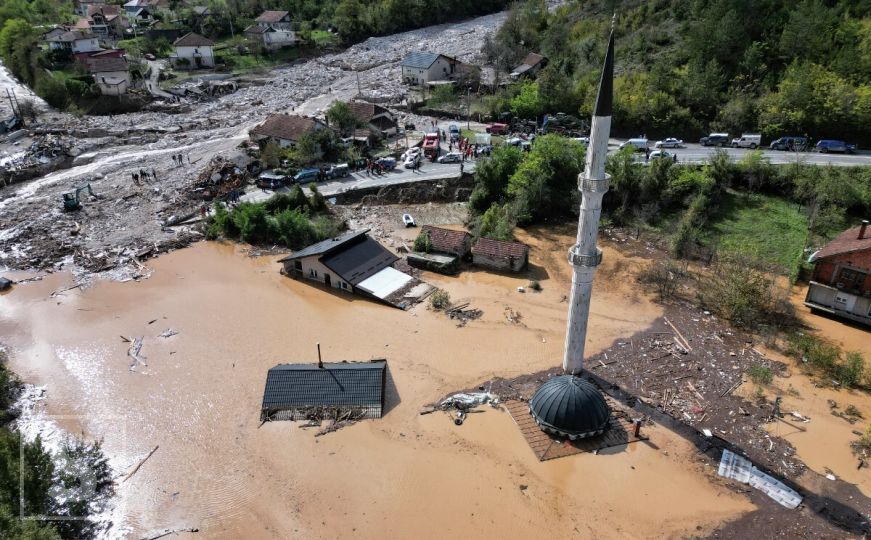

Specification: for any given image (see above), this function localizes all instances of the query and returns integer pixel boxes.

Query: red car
[486,123,508,135]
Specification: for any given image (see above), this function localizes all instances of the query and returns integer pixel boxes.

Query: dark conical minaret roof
[592,30,614,117]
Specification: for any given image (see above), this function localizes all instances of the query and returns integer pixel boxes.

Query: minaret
[563,29,614,375]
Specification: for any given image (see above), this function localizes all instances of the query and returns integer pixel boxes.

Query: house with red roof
[805,220,871,326]
[471,237,529,273]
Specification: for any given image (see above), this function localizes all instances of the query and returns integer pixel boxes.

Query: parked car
[293,168,320,184]
[815,139,856,153]
[654,137,683,148]
[449,124,460,141]
[699,133,730,147]
[401,147,421,161]
[403,214,416,227]
[769,136,808,151]
[437,152,463,163]
[648,150,674,160]
[731,134,761,149]
[257,171,286,189]
[403,154,421,169]
[619,138,649,152]
[326,164,350,179]
[573,136,590,145]
[486,123,509,135]
[376,157,397,170]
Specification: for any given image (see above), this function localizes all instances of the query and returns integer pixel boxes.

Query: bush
[636,259,683,301]
[473,203,515,241]
[308,182,327,212]
[430,290,451,310]
[528,280,542,291]
[747,364,774,385]
[413,230,433,253]
[786,333,867,388]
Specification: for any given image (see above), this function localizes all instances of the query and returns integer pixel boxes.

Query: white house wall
[284,256,352,292]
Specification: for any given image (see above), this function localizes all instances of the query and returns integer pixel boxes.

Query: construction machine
[62,184,96,211]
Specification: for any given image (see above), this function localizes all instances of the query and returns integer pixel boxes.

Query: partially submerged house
[420,226,472,258]
[472,237,529,273]
[172,32,215,69]
[347,101,398,138]
[260,359,386,422]
[87,56,131,96]
[245,10,297,49]
[804,220,871,326]
[400,52,461,85]
[250,113,326,148]
[511,52,548,79]
[278,229,426,307]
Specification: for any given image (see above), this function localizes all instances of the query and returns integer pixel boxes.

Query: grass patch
[702,190,808,273]
[747,364,774,385]
[311,30,339,48]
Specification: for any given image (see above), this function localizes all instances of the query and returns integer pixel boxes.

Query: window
[294,260,302,271]
[837,268,866,290]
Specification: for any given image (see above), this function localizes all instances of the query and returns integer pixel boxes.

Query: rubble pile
[186,156,247,201]
[0,135,73,187]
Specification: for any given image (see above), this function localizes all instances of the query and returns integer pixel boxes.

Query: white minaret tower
[563,29,615,375]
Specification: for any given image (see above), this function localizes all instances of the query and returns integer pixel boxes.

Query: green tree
[510,80,545,119]
[326,101,361,137]
[469,145,524,213]
[290,131,325,166]
[261,141,283,169]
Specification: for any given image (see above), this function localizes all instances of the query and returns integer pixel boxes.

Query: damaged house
[278,229,426,308]
[511,53,548,79]
[805,220,871,326]
[249,113,326,148]
[472,237,529,273]
[172,32,215,69]
[260,359,387,422]
[86,56,131,96]
[347,101,398,138]
[407,226,472,274]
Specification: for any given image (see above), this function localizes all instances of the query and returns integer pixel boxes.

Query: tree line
[482,0,871,145]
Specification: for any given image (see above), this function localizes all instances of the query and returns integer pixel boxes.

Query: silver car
[654,137,683,148]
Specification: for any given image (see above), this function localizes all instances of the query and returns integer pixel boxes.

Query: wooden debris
[123,445,159,483]
[664,317,693,352]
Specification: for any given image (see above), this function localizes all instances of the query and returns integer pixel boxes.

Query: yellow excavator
[62,184,96,211]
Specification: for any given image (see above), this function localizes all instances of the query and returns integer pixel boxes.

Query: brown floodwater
[0,238,753,538]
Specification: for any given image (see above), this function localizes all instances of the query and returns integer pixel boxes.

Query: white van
[731,134,762,149]
[619,138,649,152]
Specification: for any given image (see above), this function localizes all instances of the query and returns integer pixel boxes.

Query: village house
[471,237,530,273]
[87,56,131,96]
[278,229,421,307]
[400,52,462,85]
[804,220,871,326]
[420,226,472,258]
[245,10,297,50]
[511,52,548,79]
[74,0,103,17]
[260,359,387,422]
[250,114,326,148]
[347,101,398,138]
[172,32,215,69]
[76,5,128,40]
[46,30,101,55]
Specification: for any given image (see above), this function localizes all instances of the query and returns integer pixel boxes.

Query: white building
[47,31,101,54]
[172,32,215,69]
[244,10,297,49]
[87,57,131,96]
[400,52,461,85]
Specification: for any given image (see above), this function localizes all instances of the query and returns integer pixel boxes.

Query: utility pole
[356,71,362,98]
[466,86,471,130]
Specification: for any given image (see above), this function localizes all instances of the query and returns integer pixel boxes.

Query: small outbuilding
[261,359,386,422]
[511,52,548,79]
[420,225,472,258]
[472,237,529,273]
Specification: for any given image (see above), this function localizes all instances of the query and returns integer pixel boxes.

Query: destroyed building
[260,360,387,421]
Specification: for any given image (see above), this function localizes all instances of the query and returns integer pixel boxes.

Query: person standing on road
[460,162,464,175]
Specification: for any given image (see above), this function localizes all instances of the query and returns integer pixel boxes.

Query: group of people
[171,153,189,167]
[365,159,390,176]
[131,168,156,185]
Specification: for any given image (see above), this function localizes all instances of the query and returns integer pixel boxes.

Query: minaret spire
[562,27,615,375]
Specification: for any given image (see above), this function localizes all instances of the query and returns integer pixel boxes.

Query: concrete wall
[472,252,528,273]
[283,255,352,292]
[95,71,131,95]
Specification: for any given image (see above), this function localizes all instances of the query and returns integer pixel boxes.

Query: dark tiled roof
[348,101,388,121]
[277,229,369,262]
[87,56,128,73]
[400,51,443,69]
[521,52,545,67]
[255,10,289,23]
[472,237,529,260]
[261,360,386,411]
[321,236,398,285]
[421,225,471,255]
[88,4,121,16]
[814,224,871,260]
[250,114,321,143]
[173,32,214,47]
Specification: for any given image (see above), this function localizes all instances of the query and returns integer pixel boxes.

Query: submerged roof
[261,360,386,411]
[421,225,471,255]
[321,235,398,285]
[471,237,528,260]
[813,223,871,261]
[400,51,445,69]
[529,375,610,439]
[277,229,369,262]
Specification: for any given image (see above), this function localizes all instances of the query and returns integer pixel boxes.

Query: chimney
[860,220,869,240]
[317,342,323,369]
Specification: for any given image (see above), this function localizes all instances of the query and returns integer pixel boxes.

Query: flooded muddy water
[0,238,752,537]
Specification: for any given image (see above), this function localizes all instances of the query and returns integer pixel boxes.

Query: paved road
[647,141,871,167]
